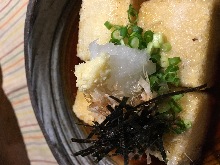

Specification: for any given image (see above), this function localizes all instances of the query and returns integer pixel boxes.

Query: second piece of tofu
[73,89,211,165]
[77,0,146,61]
[138,0,220,87]
[150,92,211,165]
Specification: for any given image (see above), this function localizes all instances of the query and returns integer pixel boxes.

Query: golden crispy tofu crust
[73,90,107,125]
[151,93,211,165]
[74,0,219,164]
[73,90,94,125]
[137,1,220,163]
[138,0,220,87]
[77,0,145,61]
[166,93,211,165]
[73,91,211,164]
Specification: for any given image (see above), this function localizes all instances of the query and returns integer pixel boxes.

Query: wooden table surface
[0,68,30,165]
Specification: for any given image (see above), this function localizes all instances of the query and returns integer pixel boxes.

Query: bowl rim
[24,1,114,165]
[24,1,78,164]
[24,0,62,163]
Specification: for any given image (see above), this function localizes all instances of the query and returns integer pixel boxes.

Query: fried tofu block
[75,53,110,92]
[73,90,93,125]
[137,1,218,163]
[73,90,107,125]
[73,90,211,164]
[74,1,217,164]
[150,93,211,164]
[138,0,220,87]
[77,0,146,61]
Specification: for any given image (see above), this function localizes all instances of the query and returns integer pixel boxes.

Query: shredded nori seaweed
[71,84,207,165]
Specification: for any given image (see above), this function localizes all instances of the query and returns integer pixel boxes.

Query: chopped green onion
[165,76,180,86]
[123,37,128,45]
[172,119,191,134]
[152,33,164,48]
[127,4,138,24]
[111,29,123,40]
[149,75,159,88]
[169,100,182,113]
[153,40,160,48]
[157,33,165,44]
[132,25,143,34]
[130,31,142,38]
[127,25,133,35]
[120,26,128,38]
[113,25,122,30]
[146,42,154,54]
[165,65,179,73]
[168,57,181,65]
[158,83,169,94]
[158,102,171,113]
[172,94,183,101]
[109,38,121,45]
[104,21,113,30]
[152,48,160,55]
[173,78,180,86]
[120,39,125,45]
[160,55,169,68]
[184,120,192,129]
[161,42,172,52]
[144,30,154,44]
[150,53,161,64]
[129,36,140,48]
[164,73,178,83]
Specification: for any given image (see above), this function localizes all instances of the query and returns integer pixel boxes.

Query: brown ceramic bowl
[24,0,220,165]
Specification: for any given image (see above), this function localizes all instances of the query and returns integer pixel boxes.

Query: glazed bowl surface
[24,1,220,165]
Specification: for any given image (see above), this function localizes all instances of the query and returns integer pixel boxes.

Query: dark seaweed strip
[71,138,96,143]
[87,121,100,139]
[106,105,114,113]
[75,123,93,127]
[99,103,125,127]
[92,141,117,161]
[93,144,115,162]
[72,84,207,164]
[87,105,124,139]
[135,84,207,109]
[109,95,121,103]
[74,145,98,156]
[155,136,167,162]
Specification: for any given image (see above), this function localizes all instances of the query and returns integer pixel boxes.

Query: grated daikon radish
[89,41,154,96]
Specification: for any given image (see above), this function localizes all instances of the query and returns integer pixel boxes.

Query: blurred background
[0,1,57,164]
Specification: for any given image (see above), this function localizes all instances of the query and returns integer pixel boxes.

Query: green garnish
[162,42,172,52]
[104,21,113,30]
[120,26,128,38]
[172,94,184,101]
[127,4,138,24]
[144,30,154,44]
[132,25,143,33]
[152,33,163,48]
[149,56,181,92]
[171,119,192,134]
[168,57,181,66]
[128,36,140,48]
[111,29,123,40]
[104,5,157,50]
